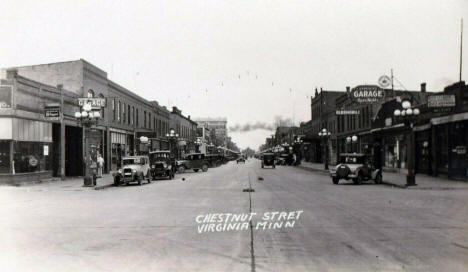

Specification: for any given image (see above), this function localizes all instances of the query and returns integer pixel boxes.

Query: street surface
[1,160,468,272]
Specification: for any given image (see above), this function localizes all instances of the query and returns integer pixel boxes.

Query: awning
[431,112,468,126]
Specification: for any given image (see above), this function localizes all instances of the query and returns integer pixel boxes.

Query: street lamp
[346,135,358,153]
[166,129,179,159]
[393,99,420,186]
[75,103,101,187]
[318,128,331,170]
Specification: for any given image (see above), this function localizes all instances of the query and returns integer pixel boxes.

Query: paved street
[1,160,468,272]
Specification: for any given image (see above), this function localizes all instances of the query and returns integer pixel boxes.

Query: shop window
[87,89,95,98]
[0,141,10,174]
[13,142,51,173]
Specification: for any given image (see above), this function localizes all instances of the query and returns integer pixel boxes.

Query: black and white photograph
[0,1,467,271]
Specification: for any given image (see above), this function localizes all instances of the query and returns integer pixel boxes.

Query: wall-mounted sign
[385,117,392,127]
[78,98,106,109]
[350,85,385,104]
[428,95,455,108]
[44,145,49,156]
[378,75,391,88]
[0,86,12,108]
[336,110,360,115]
[44,105,61,120]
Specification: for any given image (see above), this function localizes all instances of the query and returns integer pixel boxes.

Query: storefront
[431,114,468,180]
[0,118,53,182]
[110,130,128,171]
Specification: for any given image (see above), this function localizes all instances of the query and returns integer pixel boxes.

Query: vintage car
[329,153,382,185]
[149,150,175,180]
[113,156,151,186]
[176,153,209,173]
[205,154,223,167]
[236,155,246,164]
[261,152,276,168]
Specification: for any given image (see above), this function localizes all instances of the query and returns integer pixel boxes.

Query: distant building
[193,118,228,147]
[169,106,198,157]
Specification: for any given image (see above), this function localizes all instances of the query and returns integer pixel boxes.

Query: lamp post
[195,138,203,153]
[166,129,179,159]
[74,103,101,186]
[394,99,420,186]
[294,136,304,164]
[318,128,331,170]
[346,135,358,153]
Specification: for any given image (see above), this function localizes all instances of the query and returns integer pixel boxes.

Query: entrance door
[65,126,83,176]
[449,122,467,180]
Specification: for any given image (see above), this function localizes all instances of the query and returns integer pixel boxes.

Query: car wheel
[353,174,363,185]
[114,177,120,186]
[202,164,208,172]
[194,169,199,172]
[146,171,151,183]
[178,165,186,174]
[168,171,172,180]
[261,164,264,168]
[138,174,143,186]
[332,177,339,184]
[374,173,382,184]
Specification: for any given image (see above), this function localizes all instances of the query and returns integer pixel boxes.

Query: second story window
[87,89,94,98]
[117,101,121,122]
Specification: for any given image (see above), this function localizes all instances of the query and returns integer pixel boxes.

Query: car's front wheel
[202,164,208,172]
[374,173,382,184]
[114,176,120,186]
[178,165,186,174]
[332,177,339,184]
[194,169,199,172]
[138,173,143,186]
[353,173,363,185]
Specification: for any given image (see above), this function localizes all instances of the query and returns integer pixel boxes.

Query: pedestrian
[97,153,104,178]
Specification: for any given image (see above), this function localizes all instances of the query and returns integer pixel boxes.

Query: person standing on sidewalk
[97,153,104,178]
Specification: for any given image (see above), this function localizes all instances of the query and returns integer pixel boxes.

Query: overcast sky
[1,0,466,149]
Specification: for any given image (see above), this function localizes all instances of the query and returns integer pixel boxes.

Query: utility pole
[59,84,66,180]
[391,69,394,91]
[460,18,463,82]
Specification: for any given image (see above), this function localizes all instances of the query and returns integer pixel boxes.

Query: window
[0,141,10,174]
[13,142,51,173]
[87,89,94,98]
[131,106,134,125]
[127,105,130,124]
[112,99,115,121]
[99,94,105,119]
[149,113,152,129]
[123,103,126,124]
[136,109,139,126]
[117,101,121,122]
[144,111,147,128]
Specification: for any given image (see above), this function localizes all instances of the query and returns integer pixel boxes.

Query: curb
[295,165,329,174]
[94,183,115,190]
[381,181,407,189]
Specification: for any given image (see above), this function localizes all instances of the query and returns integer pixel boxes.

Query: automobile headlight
[132,169,137,173]
[151,165,155,169]
[118,169,122,174]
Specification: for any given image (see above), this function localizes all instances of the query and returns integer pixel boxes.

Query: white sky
[1,0,466,150]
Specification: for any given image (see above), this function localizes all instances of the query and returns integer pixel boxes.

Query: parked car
[176,153,209,173]
[261,153,276,168]
[148,150,175,180]
[329,153,382,185]
[113,156,151,186]
[205,154,223,167]
[236,155,246,164]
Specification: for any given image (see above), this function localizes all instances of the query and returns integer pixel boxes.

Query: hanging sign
[78,98,106,109]
[350,85,386,104]
[44,104,61,120]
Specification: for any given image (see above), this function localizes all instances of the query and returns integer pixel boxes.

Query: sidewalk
[6,174,115,190]
[296,161,468,190]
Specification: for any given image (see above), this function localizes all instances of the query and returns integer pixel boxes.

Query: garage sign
[350,85,386,104]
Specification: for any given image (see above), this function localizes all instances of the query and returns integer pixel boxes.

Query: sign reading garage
[350,85,386,104]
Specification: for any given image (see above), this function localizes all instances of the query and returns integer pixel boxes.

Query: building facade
[169,107,198,157]
[0,59,176,183]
